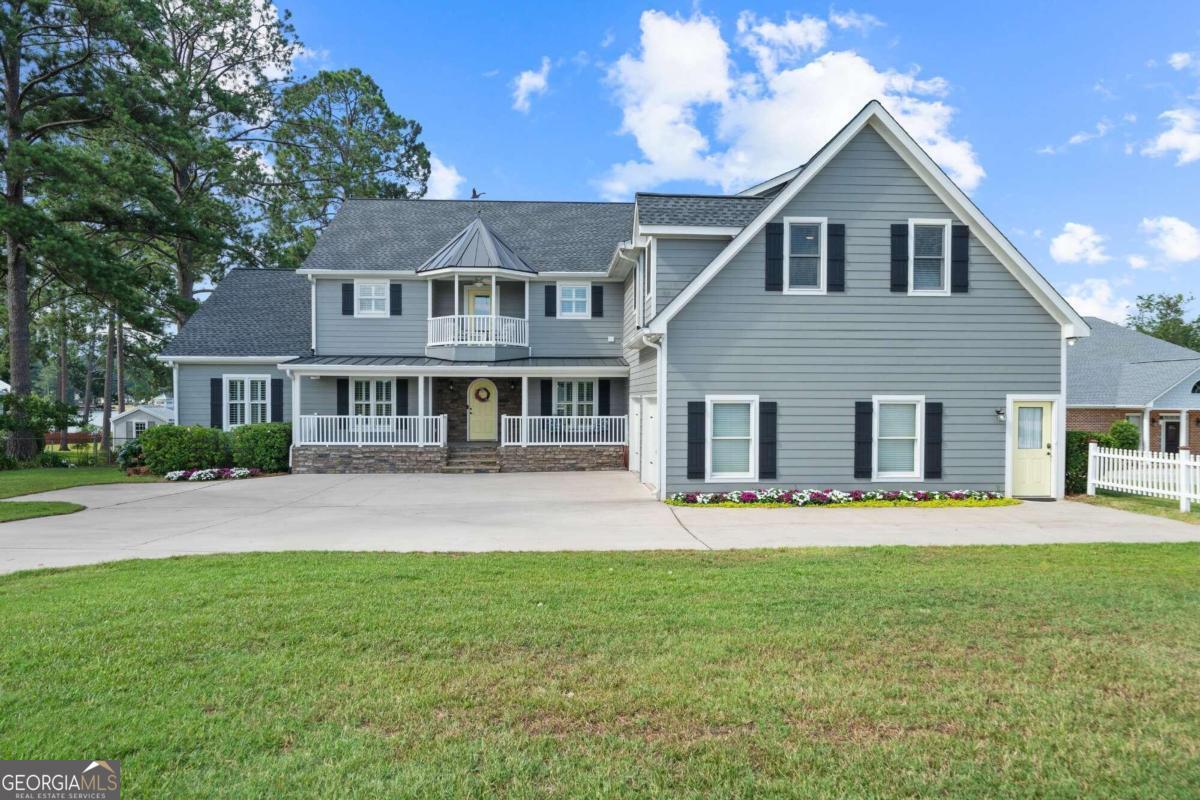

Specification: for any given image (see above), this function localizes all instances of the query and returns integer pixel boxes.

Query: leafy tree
[1126,293,1200,351]
[264,68,430,267]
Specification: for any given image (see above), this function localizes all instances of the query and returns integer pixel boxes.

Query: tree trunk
[116,318,126,412]
[174,240,195,325]
[58,305,70,450]
[4,42,33,459]
[81,327,96,431]
[100,313,115,455]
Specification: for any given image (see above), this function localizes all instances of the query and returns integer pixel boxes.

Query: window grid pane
[712,403,751,437]
[1017,407,1043,450]
[877,439,915,473]
[711,439,751,474]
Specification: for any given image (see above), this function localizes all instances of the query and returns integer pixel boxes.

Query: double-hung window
[225,376,269,430]
[706,395,758,482]
[558,282,590,319]
[133,421,148,438]
[909,219,951,295]
[873,396,924,480]
[355,281,388,317]
[783,217,826,293]
[353,379,394,416]
[554,380,595,417]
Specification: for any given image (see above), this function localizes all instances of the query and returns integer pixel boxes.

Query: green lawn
[0,500,82,522]
[0,466,157,500]
[1072,490,1200,525]
[2,546,1198,798]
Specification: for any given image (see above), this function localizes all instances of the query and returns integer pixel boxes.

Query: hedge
[1064,419,1143,495]
[231,423,291,473]
[140,425,232,475]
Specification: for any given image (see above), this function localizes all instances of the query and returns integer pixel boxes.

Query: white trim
[297,268,614,279]
[110,405,173,424]
[221,374,272,431]
[553,379,598,417]
[171,363,179,424]
[308,275,317,354]
[736,167,802,198]
[279,363,629,378]
[871,395,924,481]
[907,218,952,296]
[157,356,294,364]
[638,225,741,237]
[298,269,413,278]
[350,377,396,417]
[646,238,657,321]
[782,216,827,295]
[705,394,759,483]
[556,281,591,319]
[1003,393,1062,499]
[647,101,1090,338]
[353,279,389,318]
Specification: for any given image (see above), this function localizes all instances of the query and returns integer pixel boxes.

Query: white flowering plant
[667,488,1006,507]
[164,467,258,482]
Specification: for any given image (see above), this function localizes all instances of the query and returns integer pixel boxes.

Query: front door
[465,286,491,316]
[467,378,498,441]
[1012,401,1053,497]
[1164,420,1181,453]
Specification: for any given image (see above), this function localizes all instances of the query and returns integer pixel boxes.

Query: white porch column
[427,278,433,320]
[290,371,301,441]
[524,279,529,321]
[453,274,459,316]
[1182,411,1190,449]
[417,373,426,447]
[491,274,498,345]
[521,376,529,447]
[1142,408,1152,451]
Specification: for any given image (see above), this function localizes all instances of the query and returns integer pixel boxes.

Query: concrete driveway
[1,471,1197,573]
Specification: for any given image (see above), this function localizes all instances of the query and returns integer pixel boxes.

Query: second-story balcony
[427,314,528,347]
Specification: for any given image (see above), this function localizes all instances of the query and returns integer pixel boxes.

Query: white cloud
[600,30,615,48]
[1142,108,1200,164]
[1127,254,1149,269]
[1168,51,1194,70]
[1140,216,1200,262]
[1039,119,1115,155]
[829,9,883,33]
[426,156,465,199]
[600,10,983,199]
[1049,223,1110,264]
[512,56,551,113]
[1065,278,1133,322]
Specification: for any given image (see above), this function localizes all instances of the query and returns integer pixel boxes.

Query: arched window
[1193,380,1200,394]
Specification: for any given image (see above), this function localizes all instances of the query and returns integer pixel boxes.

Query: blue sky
[285,0,1200,321]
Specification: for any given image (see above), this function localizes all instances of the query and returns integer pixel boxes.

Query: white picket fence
[1087,443,1199,512]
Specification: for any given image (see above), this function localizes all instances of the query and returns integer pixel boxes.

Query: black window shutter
[336,378,349,416]
[765,222,783,291]
[341,283,354,315]
[591,284,604,317]
[540,379,553,415]
[544,285,556,317]
[270,379,283,422]
[951,226,969,293]
[396,378,409,415]
[759,401,778,480]
[925,402,943,479]
[598,379,611,415]
[854,401,873,479]
[827,223,846,292]
[687,401,705,479]
[209,378,222,428]
[390,283,403,315]
[890,224,908,293]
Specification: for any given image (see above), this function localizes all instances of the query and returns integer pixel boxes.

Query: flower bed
[164,467,260,482]
[667,488,1014,508]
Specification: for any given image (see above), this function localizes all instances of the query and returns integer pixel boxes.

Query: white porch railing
[501,415,627,446]
[297,415,447,446]
[427,315,528,347]
[1087,443,1199,512]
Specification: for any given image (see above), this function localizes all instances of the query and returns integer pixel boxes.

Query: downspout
[640,330,666,500]
[308,275,317,355]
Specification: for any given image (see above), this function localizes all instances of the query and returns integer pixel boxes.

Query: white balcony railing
[297,415,447,446]
[501,415,627,446]
[428,315,527,347]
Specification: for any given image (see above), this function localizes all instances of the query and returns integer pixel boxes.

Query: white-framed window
[224,375,270,430]
[554,380,595,416]
[783,216,827,294]
[557,282,591,319]
[352,379,394,416]
[873,395,924,480]
[706,395,758,482]
[355,280,389,317]
[133,421,147,438]
[908,219,951,295]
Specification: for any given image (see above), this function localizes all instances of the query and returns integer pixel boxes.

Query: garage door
[640,396,658,488]
[629,401,641,474]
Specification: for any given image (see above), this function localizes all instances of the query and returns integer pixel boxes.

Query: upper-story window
[784,217,827,294]
[909,219,951,295]
[355,280,388,317]
[558,282,590,319]
[1192,381,1200,394]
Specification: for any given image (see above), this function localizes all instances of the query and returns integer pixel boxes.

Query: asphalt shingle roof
[162,269,310,357]
[285,356,627,368]
[304,199,634,273]
[635,193,769,227]
[1067,316,1200,405]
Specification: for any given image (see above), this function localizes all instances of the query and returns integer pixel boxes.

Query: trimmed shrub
[140,425,232,475]
[1065,419,1144,494]
[1108,419,1140,450]
[116,438,145,470]
[0,454,17,471]
[231,423,291,473]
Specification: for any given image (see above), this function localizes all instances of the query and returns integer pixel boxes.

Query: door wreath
[473,386,492,403]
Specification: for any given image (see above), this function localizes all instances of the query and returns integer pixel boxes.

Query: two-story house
[161,101,1089,499]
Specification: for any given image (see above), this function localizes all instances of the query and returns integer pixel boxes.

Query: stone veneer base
[292,445,448,474]
[497,445,626,473]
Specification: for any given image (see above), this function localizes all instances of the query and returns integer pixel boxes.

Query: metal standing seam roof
[1067,316,1200,406]
[417,216,536,273]
[284,355,628,369]
[161,269,311,357]
[634,193,769,227]
[303,198,634,273]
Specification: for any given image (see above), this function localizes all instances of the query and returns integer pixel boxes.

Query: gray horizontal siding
[315,278,428,355]
[654,237,726,314]
[177,363,293,427]
[299,375,421,415]
[528,280,623,357]
[664,125,1061,493]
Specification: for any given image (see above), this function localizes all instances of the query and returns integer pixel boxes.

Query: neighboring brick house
[1066,317,1200,452]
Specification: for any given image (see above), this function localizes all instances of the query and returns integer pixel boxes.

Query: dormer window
[355,280,388,317]
[909,219,951,295]
[1192,381,1200,394]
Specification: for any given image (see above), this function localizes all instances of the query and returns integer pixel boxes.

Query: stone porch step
[442,443,500,474]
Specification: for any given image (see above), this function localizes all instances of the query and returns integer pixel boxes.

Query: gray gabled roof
[1067,316,1200,406]
[162,269,310,357]
[303,199,634,273]
[635,193,769,227]
[417,216,535,273]
[285,355,626,368]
